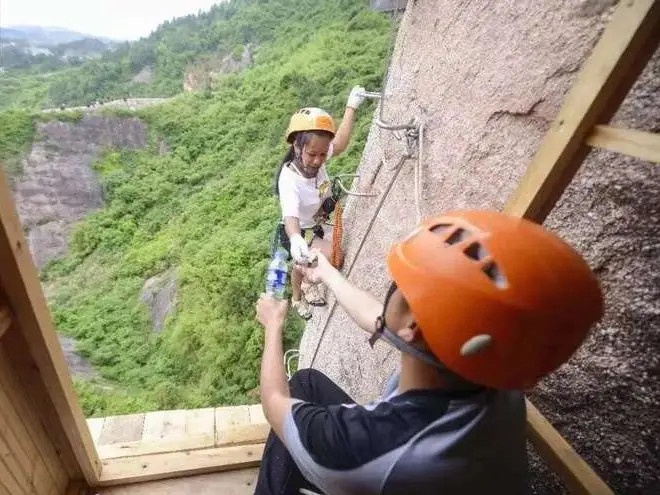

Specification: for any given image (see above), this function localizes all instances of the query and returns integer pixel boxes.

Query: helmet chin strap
[290,152,318,180]
[370,283,483,390]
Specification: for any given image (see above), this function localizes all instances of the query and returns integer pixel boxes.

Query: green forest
[0,0,392,415]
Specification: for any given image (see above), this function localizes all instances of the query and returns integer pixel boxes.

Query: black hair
[273,130,334,195]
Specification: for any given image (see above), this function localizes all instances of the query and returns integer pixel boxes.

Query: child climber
[274,86,366,319]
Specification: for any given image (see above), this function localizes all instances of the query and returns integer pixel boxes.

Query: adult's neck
[397,352,447,393]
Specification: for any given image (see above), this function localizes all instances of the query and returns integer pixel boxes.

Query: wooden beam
[96,434,216,460]
[587,125,660,163]
[95,469,259,495]
[504,0,660,222]
[0,305,10,340]
[96,444,264,487]
[0,168,102,483]
[526,400,614,495]
[66,480,92,495]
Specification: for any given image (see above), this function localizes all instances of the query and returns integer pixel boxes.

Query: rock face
[58,334,98,380]
[183,45,254,92]
[370,0,407,12]
[299,1,658,493]
[13,115,148,268]
[140,269,178,333]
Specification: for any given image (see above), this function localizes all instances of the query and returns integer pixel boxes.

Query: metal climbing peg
[358,90,382,99]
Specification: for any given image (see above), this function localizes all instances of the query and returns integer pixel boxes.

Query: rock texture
[183,45,254,92]
[58,334,98,380]
[13,115,148,268]
[299,1,659,493]
[140,269,178,333]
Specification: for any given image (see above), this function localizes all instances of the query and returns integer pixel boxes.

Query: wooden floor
[85,405,269,490]
[95,469,259,495]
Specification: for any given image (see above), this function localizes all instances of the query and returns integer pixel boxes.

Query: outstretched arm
[331,86,365,156]
[300,252,382,333]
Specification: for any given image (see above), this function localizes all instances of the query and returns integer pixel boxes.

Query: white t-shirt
[278,148,333,228]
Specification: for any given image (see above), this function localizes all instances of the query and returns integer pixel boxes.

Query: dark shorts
[272,222,325,259]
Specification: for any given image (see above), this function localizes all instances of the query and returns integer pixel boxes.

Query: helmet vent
[482,261,508,289]
[430,223,451,235]
[444,227,470,245]
[464,242,489,261]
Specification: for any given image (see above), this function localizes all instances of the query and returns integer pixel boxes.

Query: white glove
[346,86,366,109]
[290,234,310,264]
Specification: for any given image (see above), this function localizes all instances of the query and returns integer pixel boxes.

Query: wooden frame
[505,0,660,222]
[586,125,660,163]
[0,0,657,493]
[0,169,102,486]
[504,1,659,493]
[0,304,10,340]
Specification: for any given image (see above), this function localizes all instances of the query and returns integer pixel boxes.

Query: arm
[331,107,357,156]
[302,253,382,333]
[284,216,302,239]
[331,86,366,156]
[257,295,296,439]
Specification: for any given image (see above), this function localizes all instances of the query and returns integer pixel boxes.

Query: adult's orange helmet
[285,107,336,143]
[387,210,604,390]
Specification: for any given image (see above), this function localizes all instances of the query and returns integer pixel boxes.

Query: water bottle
[266,248,288,299]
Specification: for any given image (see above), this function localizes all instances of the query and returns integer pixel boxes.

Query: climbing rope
[330,201,344,269]
[310,152,413,367]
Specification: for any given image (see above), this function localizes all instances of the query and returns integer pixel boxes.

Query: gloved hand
[290,234,310,264]
[346,86,366,109]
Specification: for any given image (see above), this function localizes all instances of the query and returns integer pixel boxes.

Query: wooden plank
[86,418,105,445]
[97,414,145,446]
[96,434,216,460]
[0,305,11,340]
[96,444,264,486]
[247,405,267,426]
[215,406,250,429]
[217,424,270,448]
[96,424,268,460]
[0,346,68,494]
[141,408,215,442]
[0,169,101,482]
[0,400,55,495]
[587,125,660,163]
[0,433,29,495]
[504,0,660,222]
[96,469,258,495]
[65,480,90,495]
[526,400,613,495]
[0,332,80,487]
[184,408,216,438]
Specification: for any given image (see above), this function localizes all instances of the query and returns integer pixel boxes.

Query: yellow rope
[330,201,344,269]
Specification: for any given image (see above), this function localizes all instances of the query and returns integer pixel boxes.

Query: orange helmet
[285,107,336,143]
[387,210,604,390]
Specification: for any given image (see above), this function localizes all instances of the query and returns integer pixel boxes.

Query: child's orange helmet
[388,210,604,389]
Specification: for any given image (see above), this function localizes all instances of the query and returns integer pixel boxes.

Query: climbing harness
[283,349,300,379]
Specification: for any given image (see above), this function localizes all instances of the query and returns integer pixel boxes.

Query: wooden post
[0,167,102,484]
[526,401,614,495]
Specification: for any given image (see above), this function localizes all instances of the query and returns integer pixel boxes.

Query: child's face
[295,134,331,177]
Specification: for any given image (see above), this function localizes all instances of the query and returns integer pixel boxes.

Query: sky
[0,0,224,40]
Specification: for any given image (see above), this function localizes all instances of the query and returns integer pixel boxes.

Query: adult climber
[254,210,604,495]
[274,86,367,320]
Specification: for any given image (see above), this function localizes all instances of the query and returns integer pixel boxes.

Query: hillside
[1,0,391,111]
[0,26,116,72]
[1,0,393,416]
